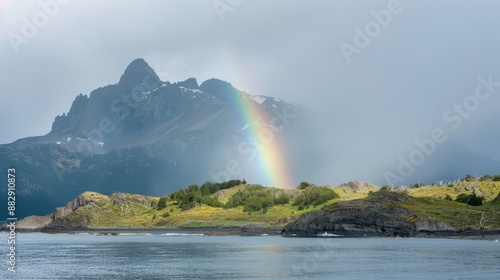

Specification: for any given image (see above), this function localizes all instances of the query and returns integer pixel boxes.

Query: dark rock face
[282,192,456,237]
[117,58,162,93]
[414,220,456,231]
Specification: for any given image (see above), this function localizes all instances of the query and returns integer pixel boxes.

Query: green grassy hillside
[50,178,500,230]
[400,180,500,229]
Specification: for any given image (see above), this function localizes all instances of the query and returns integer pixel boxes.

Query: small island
[7,176,500,239]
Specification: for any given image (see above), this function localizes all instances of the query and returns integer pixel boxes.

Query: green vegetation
[401,195,500,230]
[168,181,245,210]
[48,175,500,230]
[53,180,340,228]
[199,179,246,195]
[293,186,339,207]
[298,181,314,189]
[479,174,500,182]
[408,180,500,202]
[463,174,500,182]
[226,185,290,213]
[455,192,485,206]
[157,196,168,210]
[463,174,477,182]
[380,185,392,192]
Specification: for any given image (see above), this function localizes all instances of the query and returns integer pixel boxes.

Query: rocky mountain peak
[0,58,309,218]
[176,77,199,89]
[51,93,89,132]
[117,58,162,91]
[200,78,242,101]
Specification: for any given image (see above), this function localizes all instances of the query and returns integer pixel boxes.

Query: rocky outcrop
[12,192,158,230]
[414,220,456,231]
[282,191,456,237]
[52,192,100,220]
[11,215,52,230]
[240,224,281,236]
[10,192,103,230]
[110,193,157,208]
[340,181,377,192]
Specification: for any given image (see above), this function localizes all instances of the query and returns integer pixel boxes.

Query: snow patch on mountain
[251,95,267,104]
[179,86,204,94]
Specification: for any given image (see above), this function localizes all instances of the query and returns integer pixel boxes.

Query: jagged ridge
[0,59,307,219]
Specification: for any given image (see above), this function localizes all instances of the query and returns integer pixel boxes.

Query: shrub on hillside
[380,185,392,192]
[298,181,314,189]
[171,188,204,210]
[479,175,494,181]
[411,183,423,189]
[293,186,339,207]
[226,185,269,208]
[225,185,291,212]
[478,174,500,181]
[166,180,248,211]
[169,183,225,211]
[462,174,477,182]
[157,196,168,210]
[200,179,246,195]
[455,192,485,206]
[273,192,291,205]
[242,196,273,213]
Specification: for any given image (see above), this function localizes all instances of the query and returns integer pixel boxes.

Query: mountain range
[0,59,315,218]
[2,58,500,219]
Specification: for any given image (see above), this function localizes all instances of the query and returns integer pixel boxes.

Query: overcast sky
[1,0,500,185]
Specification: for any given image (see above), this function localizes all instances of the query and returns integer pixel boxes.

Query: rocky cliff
[282,191,456,237]
[12,191,158,230]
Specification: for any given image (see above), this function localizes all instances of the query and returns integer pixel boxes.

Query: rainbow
[228,88,296,189]
[207,46,295,189]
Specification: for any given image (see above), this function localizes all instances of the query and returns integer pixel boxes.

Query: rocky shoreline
[281,229,500,240]
[4,223,281,236]
[3,186,499,240]
[280,191,500,240]
[4,225,499,240]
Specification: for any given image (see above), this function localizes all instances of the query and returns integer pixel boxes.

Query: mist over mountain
[1,59,499,219]
[0,59,319,218]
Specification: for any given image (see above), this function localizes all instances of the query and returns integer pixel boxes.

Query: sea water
[1,233,499,279]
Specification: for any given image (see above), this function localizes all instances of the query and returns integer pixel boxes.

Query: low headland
[4,177,500,240]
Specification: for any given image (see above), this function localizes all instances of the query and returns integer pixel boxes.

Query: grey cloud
[1,0,500,185]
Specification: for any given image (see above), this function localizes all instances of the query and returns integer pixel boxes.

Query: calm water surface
[1,233,499,279]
